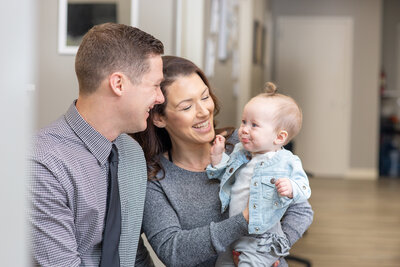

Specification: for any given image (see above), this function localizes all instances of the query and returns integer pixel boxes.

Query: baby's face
[238,98,279,154]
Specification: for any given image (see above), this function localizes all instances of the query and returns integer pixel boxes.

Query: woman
[133,56,313,266]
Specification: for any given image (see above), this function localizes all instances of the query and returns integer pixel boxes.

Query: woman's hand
[242,202,249,223]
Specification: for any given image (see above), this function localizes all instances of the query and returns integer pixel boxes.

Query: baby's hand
[210,135,226,166]
[275,178,293,198]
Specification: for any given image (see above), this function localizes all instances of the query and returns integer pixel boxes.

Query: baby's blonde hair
[254,82,303,144]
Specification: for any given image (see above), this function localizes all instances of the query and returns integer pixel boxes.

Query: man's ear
[274,130,288,145]
[109,72,124,96]
[153,113,167,128]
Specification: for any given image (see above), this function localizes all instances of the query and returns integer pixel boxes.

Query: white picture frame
[58,0,139,55]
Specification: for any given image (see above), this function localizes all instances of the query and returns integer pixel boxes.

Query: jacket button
[229,168,234,173]
[274,202,278,206]
[255,227,259,232]
[260,162,264,166]
[253,204,257,209]
[303,185,307,190]
[270,178,276,184]
[254,182,258,186]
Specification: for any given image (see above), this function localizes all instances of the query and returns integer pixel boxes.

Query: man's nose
[155,87,164,104]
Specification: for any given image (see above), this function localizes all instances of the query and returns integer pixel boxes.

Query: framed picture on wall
[58,0,139,55]
[252,20,265,65]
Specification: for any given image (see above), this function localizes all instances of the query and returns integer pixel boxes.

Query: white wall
[271,0,381,178]
[36,0,177,130]
[0,0,37,265]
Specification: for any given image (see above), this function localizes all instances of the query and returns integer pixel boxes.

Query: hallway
[289,178,400,266]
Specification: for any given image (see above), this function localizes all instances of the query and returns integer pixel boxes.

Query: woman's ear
[153,113,167,128]
[109,72,124,96]
[274,130,288,145]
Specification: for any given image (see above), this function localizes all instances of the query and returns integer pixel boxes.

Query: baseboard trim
[345,168,378,180]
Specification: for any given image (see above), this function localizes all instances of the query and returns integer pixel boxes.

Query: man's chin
[131,122,147,134]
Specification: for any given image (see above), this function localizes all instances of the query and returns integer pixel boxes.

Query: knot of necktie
[109,144,119,164]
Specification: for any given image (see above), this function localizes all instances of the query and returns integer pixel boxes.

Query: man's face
[122,55,164,133]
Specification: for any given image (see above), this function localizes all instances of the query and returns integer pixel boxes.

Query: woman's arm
[281,200,313,247]
[142,180,248,267]
[277,200,314,267]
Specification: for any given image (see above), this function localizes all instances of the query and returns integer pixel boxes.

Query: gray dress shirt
[29,101,147,266]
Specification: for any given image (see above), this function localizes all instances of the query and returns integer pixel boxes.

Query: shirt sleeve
[142,180,248,267]
[206,152,230,180]
[29,159,81,267]
[289,156,312,203]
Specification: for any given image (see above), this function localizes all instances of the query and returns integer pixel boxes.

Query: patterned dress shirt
[29,101,147,266]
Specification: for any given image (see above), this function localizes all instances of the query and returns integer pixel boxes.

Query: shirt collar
[65,100,112,166]
[251,149,279,162]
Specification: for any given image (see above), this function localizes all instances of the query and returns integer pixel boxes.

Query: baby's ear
[274,130,288,145]
[153,113,166,128]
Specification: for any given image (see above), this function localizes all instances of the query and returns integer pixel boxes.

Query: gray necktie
[100,144,121,267]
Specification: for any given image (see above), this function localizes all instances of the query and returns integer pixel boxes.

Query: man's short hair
[75,23,164,94]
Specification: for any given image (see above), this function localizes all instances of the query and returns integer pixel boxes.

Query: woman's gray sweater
[136,153,313,267]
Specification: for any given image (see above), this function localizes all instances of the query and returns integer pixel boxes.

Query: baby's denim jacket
[207,143,311,234]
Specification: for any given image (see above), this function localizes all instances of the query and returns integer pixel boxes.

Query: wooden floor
[147,177,400,266]
[288,177,400,267]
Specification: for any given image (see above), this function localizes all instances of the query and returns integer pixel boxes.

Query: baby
[207,82,311,266]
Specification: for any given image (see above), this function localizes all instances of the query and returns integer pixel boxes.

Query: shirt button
[229,168,234,173]
[303,186,307,190]
[270,178,276,184]
[254,182,258,186]
[253,204,257,209]
[274,202,278,206]
[260,162,264,166]
[255,227,259,232]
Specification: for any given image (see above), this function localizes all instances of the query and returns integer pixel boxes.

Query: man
[29,23,164,266]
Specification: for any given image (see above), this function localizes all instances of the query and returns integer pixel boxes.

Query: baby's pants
[215,223,289,267]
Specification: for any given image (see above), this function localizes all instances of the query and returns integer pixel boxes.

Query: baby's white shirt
[229,150,277,217]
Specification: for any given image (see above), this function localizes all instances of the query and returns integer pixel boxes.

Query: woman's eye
[202,95,210,100]
[182,105,191,111]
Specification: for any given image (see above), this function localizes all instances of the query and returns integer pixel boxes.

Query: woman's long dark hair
[131,56,233,179]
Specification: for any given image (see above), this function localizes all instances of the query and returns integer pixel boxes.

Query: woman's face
[156,73,215,147]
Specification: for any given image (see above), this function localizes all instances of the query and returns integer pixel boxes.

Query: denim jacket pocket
[260,176,278,200]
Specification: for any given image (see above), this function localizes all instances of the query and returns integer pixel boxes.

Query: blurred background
[2,0,399,266]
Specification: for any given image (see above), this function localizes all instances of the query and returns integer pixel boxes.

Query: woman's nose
[197,103,210,117]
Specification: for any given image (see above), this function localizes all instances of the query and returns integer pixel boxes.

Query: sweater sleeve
[276,200,313,267]
[281,200,314,247]
[142,180,248,267]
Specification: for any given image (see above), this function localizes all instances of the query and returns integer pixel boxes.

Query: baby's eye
[251,123,258,127]
[241,120,246,125]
